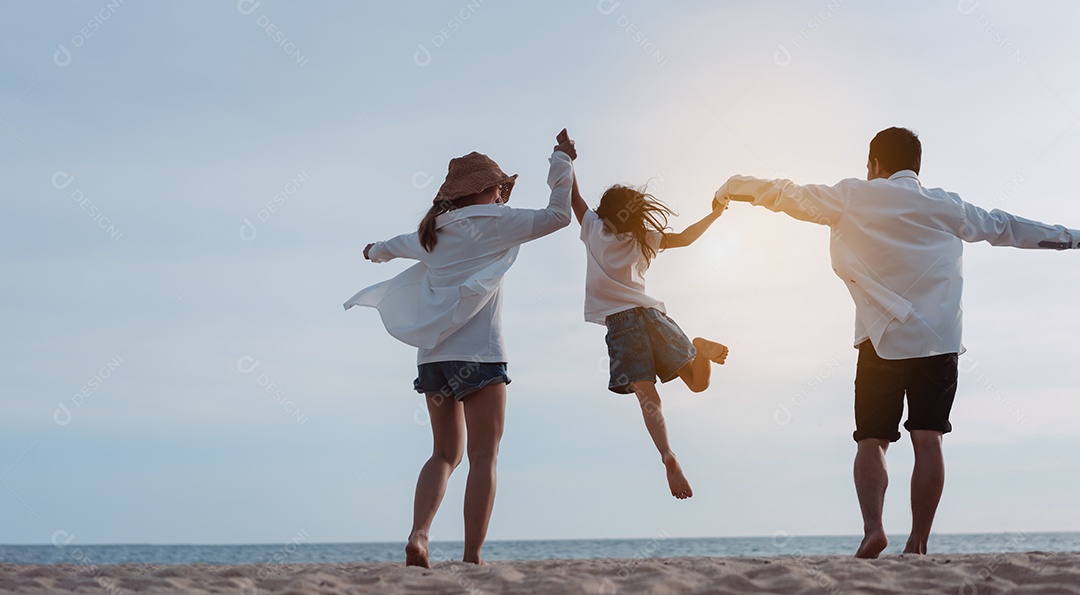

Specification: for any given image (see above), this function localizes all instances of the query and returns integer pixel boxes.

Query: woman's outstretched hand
[363,243,374,260]
[554,128,577,160]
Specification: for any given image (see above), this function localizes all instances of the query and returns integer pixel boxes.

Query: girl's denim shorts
[604,307,696,394]
[414,361,511,401]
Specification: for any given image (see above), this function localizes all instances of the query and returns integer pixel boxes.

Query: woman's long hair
[418,199,457,252]
[419,185,507,251]
[595,185,674,265]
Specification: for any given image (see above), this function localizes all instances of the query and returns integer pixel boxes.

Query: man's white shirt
[720,171,1079,360]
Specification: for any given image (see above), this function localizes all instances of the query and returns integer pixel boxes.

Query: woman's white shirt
[345,151,574,364]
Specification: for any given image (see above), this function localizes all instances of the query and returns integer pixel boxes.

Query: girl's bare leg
[461,383,507,565]
[631,380,692,499]
[678,337,729,393]
[406,393,465,568]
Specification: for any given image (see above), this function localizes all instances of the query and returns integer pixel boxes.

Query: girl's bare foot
[663,453,693,499]
[406,531,430,568]
[693,337,728,364]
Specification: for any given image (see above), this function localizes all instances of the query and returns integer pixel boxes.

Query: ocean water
[1,533,1076,566]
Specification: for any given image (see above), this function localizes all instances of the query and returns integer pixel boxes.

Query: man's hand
[363,243,374,260]
[714,178,753,209]
[554,128,577,160]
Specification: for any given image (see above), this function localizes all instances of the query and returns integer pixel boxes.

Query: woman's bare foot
[693,337,729,364]
[406,531,431,568]
[854,529,888,559]
[663,453,693,499]
[462,555,486,565]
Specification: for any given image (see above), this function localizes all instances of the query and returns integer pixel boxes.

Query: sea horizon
[3,531,1074,566]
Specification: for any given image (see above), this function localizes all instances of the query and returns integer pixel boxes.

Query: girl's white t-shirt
[579,209,666,325]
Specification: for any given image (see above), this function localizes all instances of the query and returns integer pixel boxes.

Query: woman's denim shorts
[604,307,696,394]
[414,361,511,401]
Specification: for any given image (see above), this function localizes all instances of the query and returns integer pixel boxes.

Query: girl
[572,175,729,499]
[344,131,577,566]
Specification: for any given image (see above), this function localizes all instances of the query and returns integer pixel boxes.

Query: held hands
[712,177,752,211]
[712,183,732,213]
[711,193,730,215]
[554,128,577,161]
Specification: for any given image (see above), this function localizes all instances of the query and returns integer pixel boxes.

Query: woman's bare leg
[632,380,692,499]
[406,393,465,568]
[461,383,507,565]
[678,337,729,393]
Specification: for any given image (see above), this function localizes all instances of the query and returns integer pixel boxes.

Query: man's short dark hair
[869,127,921,175]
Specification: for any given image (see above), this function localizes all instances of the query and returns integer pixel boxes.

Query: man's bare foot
[462,555,485,565]
[663,453,693,499]
[854,529,888,559]
[405,531,430,568]
[693,337,729,364]
[903,536,928,556]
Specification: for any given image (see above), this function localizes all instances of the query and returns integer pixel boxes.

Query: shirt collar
[435,203,508,229]
[888,170,920,182]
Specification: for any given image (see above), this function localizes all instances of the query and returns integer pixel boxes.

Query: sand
[2,552,1079,594]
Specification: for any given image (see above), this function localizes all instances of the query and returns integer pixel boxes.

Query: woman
[344,131,577,566]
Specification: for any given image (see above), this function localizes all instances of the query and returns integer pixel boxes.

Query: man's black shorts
[853,341,959,442]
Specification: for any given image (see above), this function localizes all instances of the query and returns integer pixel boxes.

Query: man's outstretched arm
[956,200,1080,249]
[717,175,848,227]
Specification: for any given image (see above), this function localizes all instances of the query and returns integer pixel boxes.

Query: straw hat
[434,152,518,204]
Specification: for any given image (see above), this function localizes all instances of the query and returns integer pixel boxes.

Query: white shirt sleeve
[495,151,574,247]
[368,232,426,263]
[954,198,1080,248]
[647,230,663,252]
[722,175,848,227]
[579,208,601,242]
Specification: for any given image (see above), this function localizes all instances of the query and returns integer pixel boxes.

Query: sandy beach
[3,552,1079,594]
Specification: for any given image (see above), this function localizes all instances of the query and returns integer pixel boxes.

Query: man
[715,127,1079,558]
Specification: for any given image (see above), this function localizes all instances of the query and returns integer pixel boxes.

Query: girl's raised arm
[557,128,588,225]
[571,172,588,225]
[660,200,727,249]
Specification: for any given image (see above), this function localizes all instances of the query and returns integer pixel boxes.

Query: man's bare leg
[904,430,945,555]
[854,438,890,558]
[632,381,692,499]
[677,338,729,393]
[407,394,465,568]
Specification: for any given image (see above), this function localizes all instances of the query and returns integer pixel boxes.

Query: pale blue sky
[3,1,1080,547]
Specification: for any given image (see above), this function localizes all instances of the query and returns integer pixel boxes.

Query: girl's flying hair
[595,185,674,265]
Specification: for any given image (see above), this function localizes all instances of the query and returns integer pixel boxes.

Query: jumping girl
[571,163,729,500]
[344,131,577,566]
